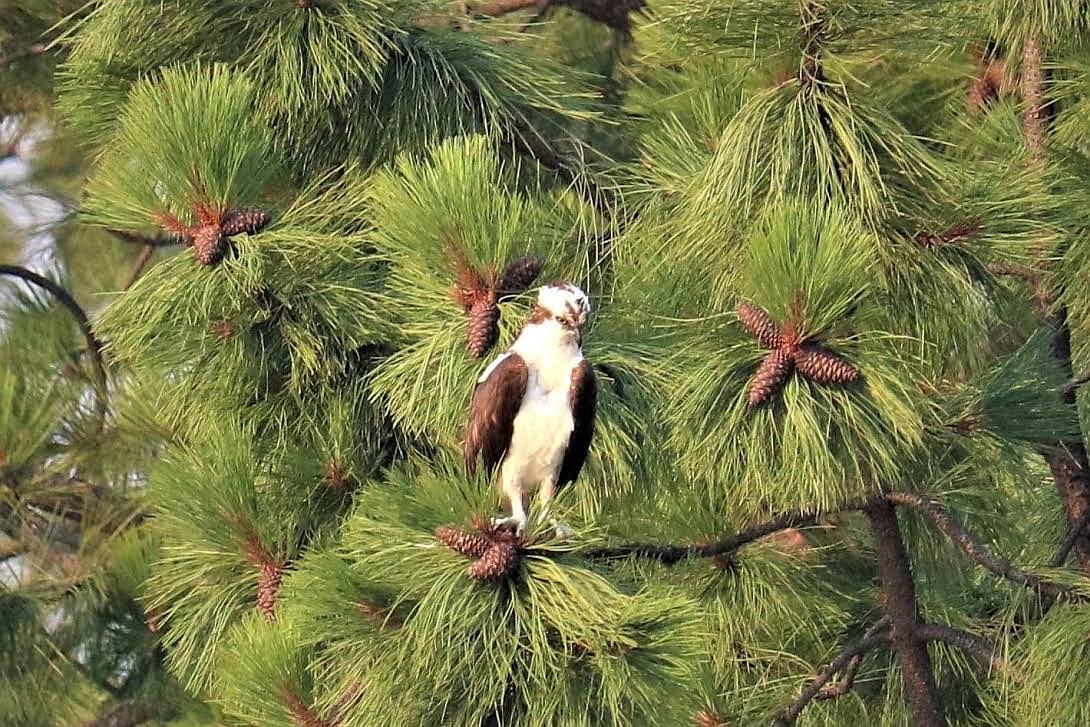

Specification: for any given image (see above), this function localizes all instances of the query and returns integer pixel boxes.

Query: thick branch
[0,265,108,417]
[774,631,891,725]
[865,500,946,726]
[886,492,1081,602]
[915,624,1025,684]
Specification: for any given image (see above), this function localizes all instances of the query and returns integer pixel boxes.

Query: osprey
[463,282,597,534]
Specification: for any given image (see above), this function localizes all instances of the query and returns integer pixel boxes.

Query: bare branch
[586,507,832,564]
[75,699,160,727]
[124,244,155,290]
[0,265,108,419]
[774,631,891,725]
[471,0,546,15]
[885,492,1083,602]
[1052,508,1090,568]
[0,42,47,69]
[816,616,891,700]
[106,228,185,248]
[915,623,1026,684]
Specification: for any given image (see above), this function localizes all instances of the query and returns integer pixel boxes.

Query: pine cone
[257,561,284,622]
[467,296,500,358]
[222,208,271,237]
[694,707,725,727]
[435,525,491,558]
[499,255,544,295]
[794,346,860,384]
[191,223,228,265]
[467,541,520,581]
[747,349,794,408]
[736,302,782,349]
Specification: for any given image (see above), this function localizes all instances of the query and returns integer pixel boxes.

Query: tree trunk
[1020,35,1090,574]
[865,500,946,726]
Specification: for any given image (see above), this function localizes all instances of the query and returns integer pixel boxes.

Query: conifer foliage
[11,0,1090,726]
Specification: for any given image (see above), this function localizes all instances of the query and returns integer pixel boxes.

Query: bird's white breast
[499,319,583,492]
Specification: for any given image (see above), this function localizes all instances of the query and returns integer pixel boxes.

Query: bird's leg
[492,479,528,536]
[537,480,574,539]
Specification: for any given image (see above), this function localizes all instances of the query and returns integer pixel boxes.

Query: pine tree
[11,1,1090,726]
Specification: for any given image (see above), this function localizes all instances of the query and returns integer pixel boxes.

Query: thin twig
[0,42,47,69]
[815,616,891,700]
[885,492,1082,602]
[1051,507,1090,568]
[124,244,155,290]
[106,228,185,248]
[774,632,892,725]
[915,623,1026,684]
[1063,369,1090,396]
[0,265,108,419]
[471,0,543,15]
[585,507,834,564]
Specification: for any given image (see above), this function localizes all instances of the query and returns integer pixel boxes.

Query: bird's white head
[536,282,590,329]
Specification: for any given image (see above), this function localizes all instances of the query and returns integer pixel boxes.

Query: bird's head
[533,282,590,332]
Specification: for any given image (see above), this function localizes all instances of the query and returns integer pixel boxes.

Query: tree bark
[1022,35,1047,165]
[1019,35,1090,574]
[865,500,946,726]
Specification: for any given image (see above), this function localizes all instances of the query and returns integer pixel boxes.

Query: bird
[463,281,598,536]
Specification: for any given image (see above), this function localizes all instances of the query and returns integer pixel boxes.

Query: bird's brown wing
[557,359,597,489]
[463,353,529,477]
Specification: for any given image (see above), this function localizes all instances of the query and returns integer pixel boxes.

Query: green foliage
[82,64,277,233]
[660,202,928,513]
[311,463,706,727]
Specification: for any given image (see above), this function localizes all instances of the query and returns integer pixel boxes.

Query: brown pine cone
[794,346,860,384]
[467,541,520,581]
[256,561,284,622]
[191,223,228,265]
[747,349,794,408]
[467,296,500,358]
[499,255,544,295]
[736,302,782,349]
[222,208,271,237]
[435,525,491,558]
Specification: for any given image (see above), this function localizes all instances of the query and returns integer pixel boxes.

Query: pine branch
[585,506,841,563]
[885,492,1082,602]
[124,244,155,290]
[75,699,160,727]
[915,624,1025,684]
[106,229,185,248]
[864,500,945,726]
[505,124,621,222]
[1063,369,1090,396]
[815,616,891,701]
[472,0,547,14]
[1052,508,1090,568]
[774,628,891,725]
[0,42,48,69]
[0,265,108,419]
